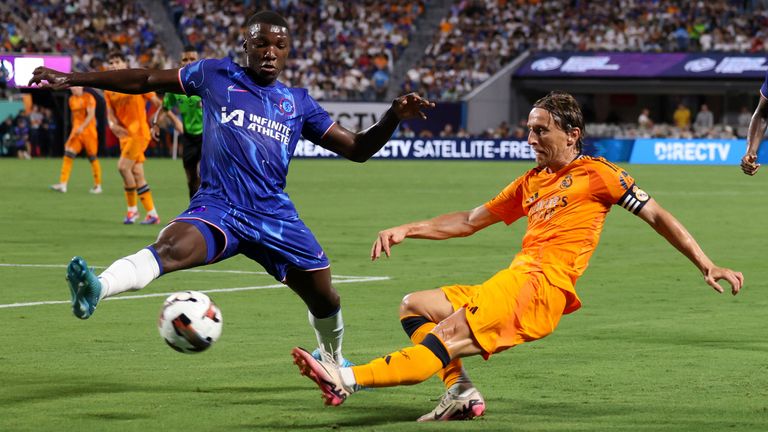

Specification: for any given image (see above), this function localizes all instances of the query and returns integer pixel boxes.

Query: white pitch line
[0,276,390,310]
[0,263,380,279]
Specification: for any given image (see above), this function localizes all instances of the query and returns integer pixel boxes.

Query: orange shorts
[65,129,98,157]
[119,134,149,163]
[441,269,567,358]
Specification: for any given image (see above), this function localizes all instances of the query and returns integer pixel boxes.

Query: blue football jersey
[179,57,334,217]
[761,69,768,98]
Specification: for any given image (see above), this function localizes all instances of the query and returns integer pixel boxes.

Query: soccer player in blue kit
[29,10,434,364]
[741,70,768,175]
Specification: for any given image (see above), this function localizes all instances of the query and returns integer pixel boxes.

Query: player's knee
[318,289,340,310]
[399,293,419,318]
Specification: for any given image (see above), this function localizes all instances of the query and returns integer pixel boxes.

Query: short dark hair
[107,50,125,61]
[245,10,289,30]
[533,91,585,153]
[182,45,197,53]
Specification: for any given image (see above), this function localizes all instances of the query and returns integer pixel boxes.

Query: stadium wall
[320,101,463,135]
[462,51,530,135]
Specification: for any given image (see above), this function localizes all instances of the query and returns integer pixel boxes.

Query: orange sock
[90,158,102,186]
[124,187,138,208]
[59,156,74,184]
[137,184,156,213]
[401,315,466,389]
[351,335,449,388]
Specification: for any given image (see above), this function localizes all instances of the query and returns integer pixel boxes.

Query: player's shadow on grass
[2,381,151,406]
[236,403,427,429]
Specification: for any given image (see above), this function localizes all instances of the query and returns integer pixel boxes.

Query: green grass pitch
[1,157,766,431]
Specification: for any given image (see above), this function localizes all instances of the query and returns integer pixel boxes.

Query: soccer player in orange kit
[291,91,744,422]
[104,51,163,224]
[50,86,102,193]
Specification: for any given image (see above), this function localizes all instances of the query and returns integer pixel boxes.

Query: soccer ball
[158,291,223,354]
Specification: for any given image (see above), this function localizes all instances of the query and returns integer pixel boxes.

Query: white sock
[98,248,160,299]
[339,367,357,391]
[308,309,345,363]
[127,205,138,213]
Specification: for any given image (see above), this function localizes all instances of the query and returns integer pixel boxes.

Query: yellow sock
[401,315,465,389]
[351,342,445,387]
[124,187,138,208]
[137,184,155,213]
[60,156,74,184]
[90,159,102,186]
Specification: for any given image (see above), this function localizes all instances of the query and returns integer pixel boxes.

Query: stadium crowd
[404,0,768,101]
[2,0,171,71]
[172,0,425,101]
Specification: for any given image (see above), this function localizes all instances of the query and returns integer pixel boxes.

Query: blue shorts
[172,202,329,282]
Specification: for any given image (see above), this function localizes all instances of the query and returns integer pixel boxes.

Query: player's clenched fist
[740,154,760,176]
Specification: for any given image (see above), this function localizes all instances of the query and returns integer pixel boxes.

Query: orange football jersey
[69,92,96,132]
[104,91,156,140]
[484,156,650,313]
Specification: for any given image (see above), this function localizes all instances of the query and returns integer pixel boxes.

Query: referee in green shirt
[152,46,203,199]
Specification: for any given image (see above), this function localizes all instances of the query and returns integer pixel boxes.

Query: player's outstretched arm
[742,95,768,175]
[636,199,744,295]
[322,93,435,162]
[371,205,501,260]
[28,67,183,94]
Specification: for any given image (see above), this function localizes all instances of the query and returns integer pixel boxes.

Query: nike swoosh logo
[434,406,452,419]
[227,84,248,93]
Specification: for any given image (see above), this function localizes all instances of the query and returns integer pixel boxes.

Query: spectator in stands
[399,123,415,138]
[42,107,58,157]
[0,115,15,155]
[14,116,31,159]
[456,127,470,138]
[694,104,714,135]
[673,103,692,130]
[89,57,105,72]
[28,105,44,157]
[737,106,751,138]
[496,121,510,138]
[439,123,455,138]
[638,108,654,134]
[0,61,9,99]
[512,126,526,140]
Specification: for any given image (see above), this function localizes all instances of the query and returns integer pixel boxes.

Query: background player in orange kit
[50,86,102,194]
[104,51,163,224]
[291,91,744,422]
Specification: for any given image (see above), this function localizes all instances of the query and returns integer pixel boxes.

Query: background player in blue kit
[29,10,434,365]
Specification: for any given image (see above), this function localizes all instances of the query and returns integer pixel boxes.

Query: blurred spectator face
[244,23,290,85]
[107,56,128,71]
[180,50,199,66]
[70,86,83,96]
[89,57,105,71]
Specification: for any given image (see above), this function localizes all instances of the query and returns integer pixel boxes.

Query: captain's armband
[617,184,650,214]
